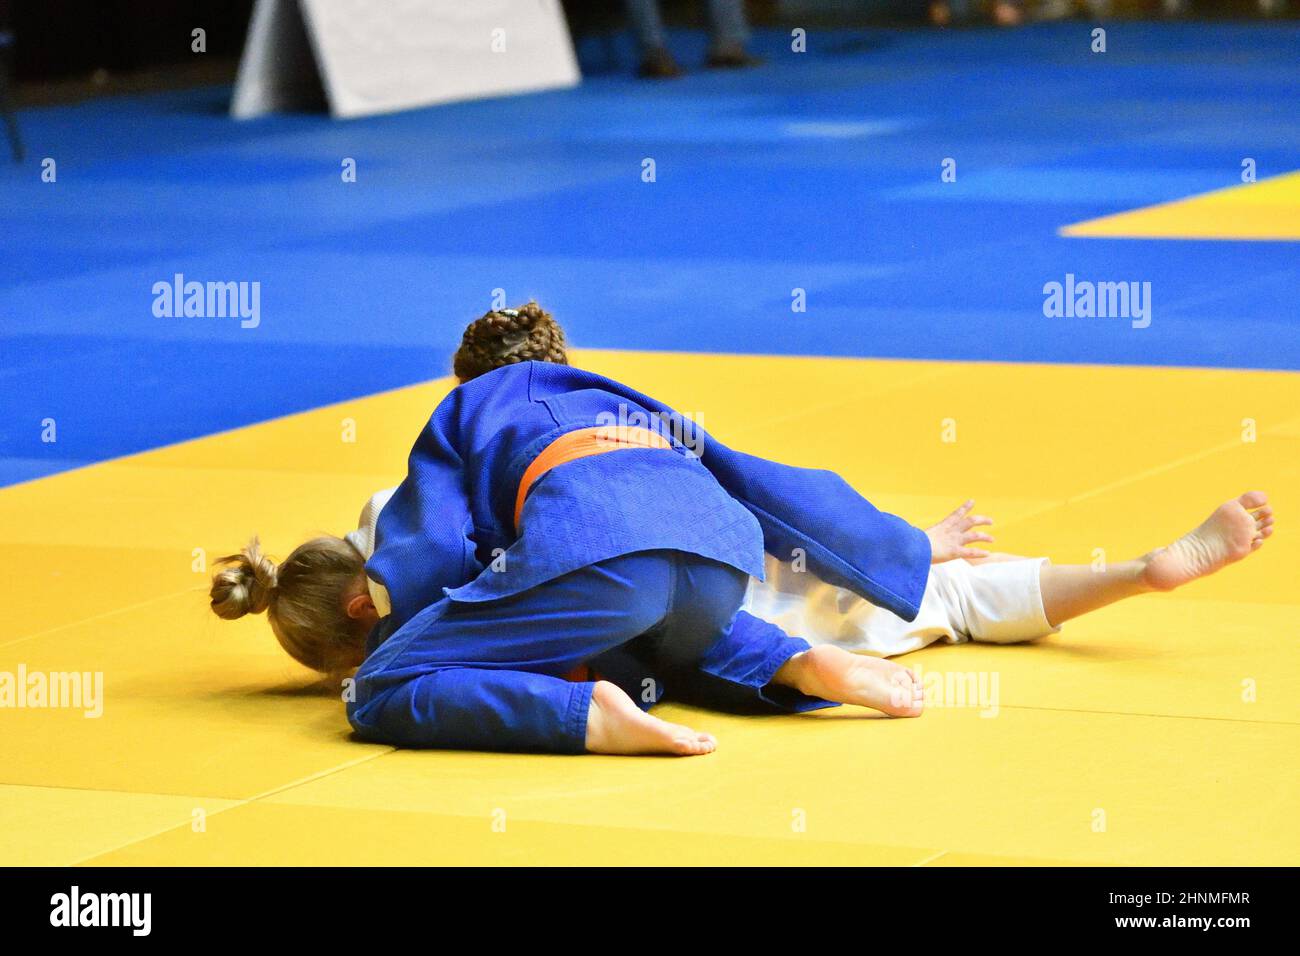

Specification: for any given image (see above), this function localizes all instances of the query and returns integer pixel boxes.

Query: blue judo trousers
[348,361,931,753]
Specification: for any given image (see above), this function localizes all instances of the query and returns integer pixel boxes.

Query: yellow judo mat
[1063,170,1300,241]
[2,350,1297,866]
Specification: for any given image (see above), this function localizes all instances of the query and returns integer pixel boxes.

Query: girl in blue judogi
[210,304,1274,757]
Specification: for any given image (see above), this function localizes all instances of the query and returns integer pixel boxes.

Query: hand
[925,500,994,563]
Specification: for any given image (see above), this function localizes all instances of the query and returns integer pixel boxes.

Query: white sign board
[233,0,580,120]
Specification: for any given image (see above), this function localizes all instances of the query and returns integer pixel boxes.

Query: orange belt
[515,424,674,685]
[513,425,673,530]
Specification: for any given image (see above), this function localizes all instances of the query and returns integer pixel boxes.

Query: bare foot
[1141,492,1273,592]
[584,681,716,756]
[776,645,924,717]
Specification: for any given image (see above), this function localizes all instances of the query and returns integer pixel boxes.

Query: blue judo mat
[2,23,1298,486]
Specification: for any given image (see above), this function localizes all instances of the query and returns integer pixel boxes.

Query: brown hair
[210,536,368,675]
[453,301,568,383]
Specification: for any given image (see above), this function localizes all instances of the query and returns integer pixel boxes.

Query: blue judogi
[348,362,930,752]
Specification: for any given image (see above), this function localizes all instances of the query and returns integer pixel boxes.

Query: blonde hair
[210,536,368,674]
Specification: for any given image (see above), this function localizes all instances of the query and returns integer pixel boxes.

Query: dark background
[0,0,1294,96]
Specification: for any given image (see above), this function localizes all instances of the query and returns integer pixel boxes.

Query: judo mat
[1,23,1298,866]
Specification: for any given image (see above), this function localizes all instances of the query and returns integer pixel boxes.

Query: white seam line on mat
[67,747,395,867]
[0,781,235,801]
[994,702,1299,726]
[1064,412,1300,509]
[1065,441,1274,508]
[913,850,948,867]
[725,365,965,441]
[1,588,201,650]
[989,410,1300,535]
[241,747,395,803]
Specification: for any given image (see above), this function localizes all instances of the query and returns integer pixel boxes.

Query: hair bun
[453,300,568,383]
[210,537,279,620]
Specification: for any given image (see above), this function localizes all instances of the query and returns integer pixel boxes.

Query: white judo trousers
[350,489,1059,658]
[741,554,1059,657]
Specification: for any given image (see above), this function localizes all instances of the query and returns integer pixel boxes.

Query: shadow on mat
[246,675,342,698]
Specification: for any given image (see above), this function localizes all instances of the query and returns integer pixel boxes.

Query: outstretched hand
[926,500,994,563]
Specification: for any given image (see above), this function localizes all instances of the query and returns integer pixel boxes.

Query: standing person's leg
[991,0,1024,26]
[624,0,667,51]
[704,0,762,67]
[931,0,970,27]
[623,0,683,77]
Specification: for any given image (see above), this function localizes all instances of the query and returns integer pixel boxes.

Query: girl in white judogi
[347,488,1273,665]
[338,305,1274,684]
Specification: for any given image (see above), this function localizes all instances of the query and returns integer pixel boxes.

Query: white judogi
[743,553,1058,658]
[347,489,1058,655]
[344,488,395,618]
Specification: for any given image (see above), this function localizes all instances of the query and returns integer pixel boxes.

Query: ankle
[775,646,840,697]
[773,649,815,695]
[1132,553,1164,592]
[583,681,618,752]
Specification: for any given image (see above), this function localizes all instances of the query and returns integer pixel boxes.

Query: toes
[889,670,924,713]
[1238,491,1268,509]
[676,735,715,756]
[1249,524,1273,548]
[669,727,715,755]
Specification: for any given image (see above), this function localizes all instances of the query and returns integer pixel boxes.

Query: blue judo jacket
[348,361,930,750]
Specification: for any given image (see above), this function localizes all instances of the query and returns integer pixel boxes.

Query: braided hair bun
[453,301,568,383]
[210,537,279,619]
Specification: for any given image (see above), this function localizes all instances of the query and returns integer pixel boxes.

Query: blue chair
[0,30,22,162]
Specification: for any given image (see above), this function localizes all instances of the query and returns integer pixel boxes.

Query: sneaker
[638,47,684,79]
[705,46,764,70]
